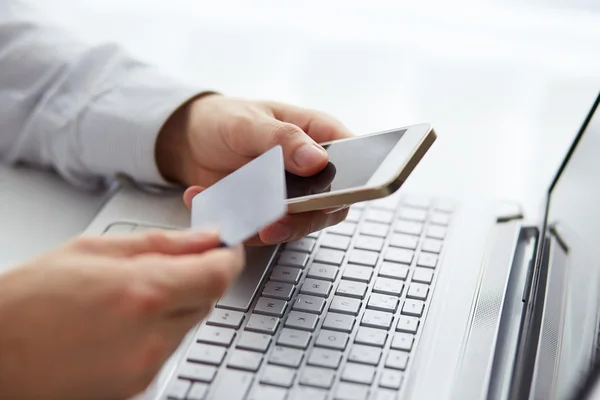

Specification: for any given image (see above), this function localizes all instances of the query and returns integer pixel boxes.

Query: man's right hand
[0,229,244,400]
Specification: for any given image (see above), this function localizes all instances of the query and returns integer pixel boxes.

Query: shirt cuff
[77,62,207,189]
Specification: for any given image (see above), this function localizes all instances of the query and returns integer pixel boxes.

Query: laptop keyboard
[106,194,453,400]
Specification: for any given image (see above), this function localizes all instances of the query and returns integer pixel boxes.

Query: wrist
[155,99,192,185]
[155,91,221,185]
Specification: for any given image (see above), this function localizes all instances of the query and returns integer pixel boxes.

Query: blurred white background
[24,0,600,217]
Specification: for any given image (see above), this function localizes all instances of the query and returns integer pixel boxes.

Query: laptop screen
[531,93,600,399]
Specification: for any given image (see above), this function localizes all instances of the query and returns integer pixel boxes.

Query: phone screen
[285,129,407,199]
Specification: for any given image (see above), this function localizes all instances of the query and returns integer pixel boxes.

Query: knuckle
[142,229,171,249]
[123,280,168,318]
[71,235,100,251]
[270,122,302,145]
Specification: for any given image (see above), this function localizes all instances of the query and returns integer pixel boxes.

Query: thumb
[245,117,329,177]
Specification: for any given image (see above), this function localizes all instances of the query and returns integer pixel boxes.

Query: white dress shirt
[0,0,204,190]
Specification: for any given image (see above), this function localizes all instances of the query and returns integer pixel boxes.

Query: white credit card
[191,145,287,245]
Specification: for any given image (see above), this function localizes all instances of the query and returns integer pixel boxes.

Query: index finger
[265,102,354,143]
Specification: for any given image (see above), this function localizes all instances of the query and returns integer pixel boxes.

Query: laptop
[82,92,600,400]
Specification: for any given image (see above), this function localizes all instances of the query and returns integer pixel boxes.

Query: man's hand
[0,229,244,400]
[156,95,353,245]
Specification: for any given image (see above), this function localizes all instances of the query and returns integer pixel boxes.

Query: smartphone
[285,123,436,214]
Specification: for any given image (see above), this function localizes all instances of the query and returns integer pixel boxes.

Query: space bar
[215,245,279,311]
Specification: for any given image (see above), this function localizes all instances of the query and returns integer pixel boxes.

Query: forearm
[0,0,204,190]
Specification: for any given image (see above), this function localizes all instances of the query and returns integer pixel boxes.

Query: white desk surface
[2,0,600,268]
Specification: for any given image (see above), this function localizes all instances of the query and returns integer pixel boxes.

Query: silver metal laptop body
[82,92,600,400]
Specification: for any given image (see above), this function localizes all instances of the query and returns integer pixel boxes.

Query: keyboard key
[247,385,288,400]
[269,346,305,368]
[327,221,357,236]
[301,278,332,297]
[370,194,400,210]
[187,344,226,366]
[407,283,430,300]
[384,248,414,265]
[426,225,447,239]
[278,251,309,268]
[379,369,404,389]
[336,281,368,299]
[307,230,321,238]
[308,347,343,369]
[385,350,409,370]
[373,389,399,400]
[354,235,384,252]
[335,382,370,400]
[418,252,438,268]
[341,363,376,384]
[290,387,329,400]
[329,296,362,315]
[227,350,263,372]
[237,332,272,352]
[285,311,319,331]
[254,297,287,317]
[343,265,373,283]
[300,366,336,389]
[307,262,339,282]
[396,316,420,334]
[402,195,430,209]
[389,233,419,250]
[354,327,388,347]
[209,369,254,400]
[187,382,209,400]
[398,207,427,222]
[391,333,414,351]
[207,309,245,329]
[177,362,217,382]
[195,326,236,347]
[321,233,351,250]
[365,209,394,224]
[421,238,443,253]
[245,314,280,335]
[348,344,382,366]
[263,281,295,300]
[378,262,409,280]
[360,222,389,238]
[322,312,355,333]
[430,212,451,226]
[346,207,363,223]
[286,237,316,253]
[372,277,404,296]
[394,220,423,235]
[434,201,454,213]
[314,248,345,265]
[260,365,296,388]
[402,299,425,317]
[165,379,189,399]
[412,267,434,284]
[315,330,349,350]
[367,293,399,313]
[348,249,379,267]
[293,294,326,314]
[277,328,312,349]
[361,310,393,330]
[270,266,303,284]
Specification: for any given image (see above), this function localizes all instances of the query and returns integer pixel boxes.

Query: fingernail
[293,143,327,170]
[266,222,292,243]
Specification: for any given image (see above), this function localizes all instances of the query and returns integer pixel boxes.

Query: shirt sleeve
[0,0,206,190]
